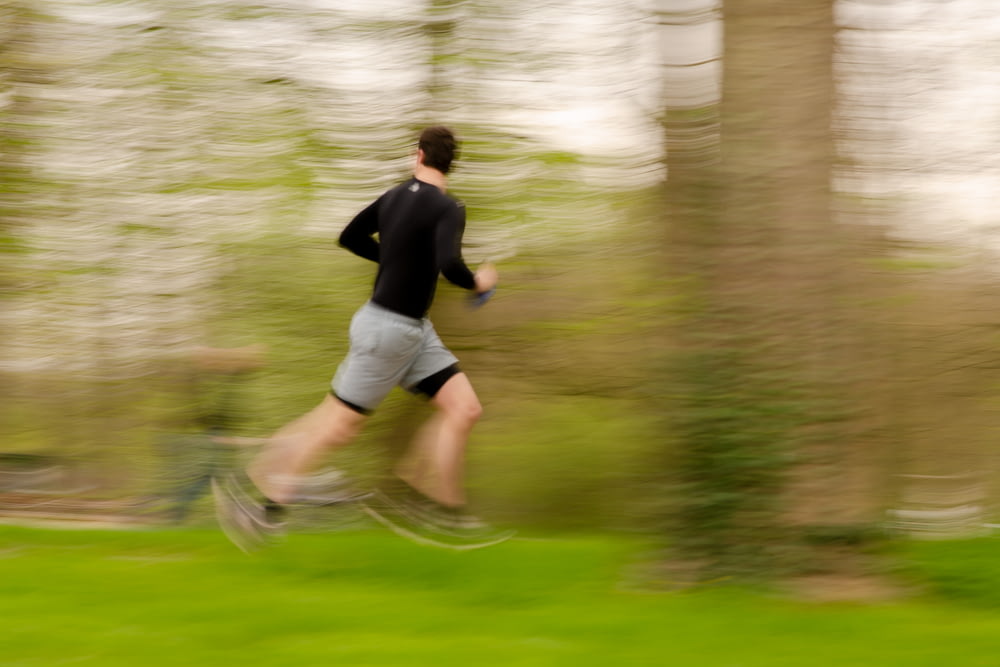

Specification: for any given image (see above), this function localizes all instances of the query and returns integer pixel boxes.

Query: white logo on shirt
[409,183,420,192]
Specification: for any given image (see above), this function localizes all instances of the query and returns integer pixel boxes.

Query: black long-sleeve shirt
[339,177,476,319]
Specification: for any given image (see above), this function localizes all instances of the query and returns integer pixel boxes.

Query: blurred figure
[212,126,509,550]
[157,345,266,523]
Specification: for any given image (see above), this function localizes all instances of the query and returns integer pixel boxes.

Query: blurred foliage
[0,0,659,526]
[0,1,998,588]
[650,0,1000,583]
[662,343,801,577]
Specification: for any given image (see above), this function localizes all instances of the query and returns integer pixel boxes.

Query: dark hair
[418,126,459,174]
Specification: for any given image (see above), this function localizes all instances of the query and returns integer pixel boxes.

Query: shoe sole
[367,489,492,538]
[212,475,286,553]
[361,501,515,551]
[212,477,264,553]
[292,489,373,506]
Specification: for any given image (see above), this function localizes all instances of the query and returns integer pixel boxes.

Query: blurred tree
[0,1,40,307]
[0,2,47,448]
[658,0,847,579]
[424,0,460,111]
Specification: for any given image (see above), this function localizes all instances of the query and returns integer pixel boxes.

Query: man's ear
[415,148,425,166]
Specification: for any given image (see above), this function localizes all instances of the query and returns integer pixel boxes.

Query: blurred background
[0,0,998,579]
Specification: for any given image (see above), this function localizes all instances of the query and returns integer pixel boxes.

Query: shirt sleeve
[338,197,381,263]
[437,202,477,290]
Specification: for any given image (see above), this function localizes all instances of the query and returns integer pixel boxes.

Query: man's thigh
[401,321,459,393]
[332,305,424,413]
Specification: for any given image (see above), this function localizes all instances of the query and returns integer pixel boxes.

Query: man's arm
[338,198,380,263]
[436,204,476,289]
[437,203,498,295]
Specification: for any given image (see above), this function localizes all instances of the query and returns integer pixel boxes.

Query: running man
[213,126,506,550]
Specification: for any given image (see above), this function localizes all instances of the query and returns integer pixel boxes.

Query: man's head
[417,126,459,175]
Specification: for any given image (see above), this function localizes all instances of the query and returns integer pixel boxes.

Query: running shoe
[362,485,514,550]
[211,472,285,552]
[273,469,372,506]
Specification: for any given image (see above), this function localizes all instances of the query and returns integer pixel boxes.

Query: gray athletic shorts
[331,301,459,414]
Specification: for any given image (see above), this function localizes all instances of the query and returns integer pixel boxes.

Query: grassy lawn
[1,524,999,666]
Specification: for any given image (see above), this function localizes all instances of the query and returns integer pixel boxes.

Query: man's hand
[474,262,498,294]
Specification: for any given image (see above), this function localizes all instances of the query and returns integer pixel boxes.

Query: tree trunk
[660,0,844,578]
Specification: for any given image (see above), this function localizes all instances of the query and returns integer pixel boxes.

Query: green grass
[892,536,1000,609]
[2,526,999,666]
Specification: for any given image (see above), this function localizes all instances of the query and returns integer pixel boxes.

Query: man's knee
[432,372,482,426]
[446,395,482,427]
[466,397,484,425]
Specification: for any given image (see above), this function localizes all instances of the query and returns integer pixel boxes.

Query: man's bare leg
[396,373,482,508]
[250,394,367,504]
